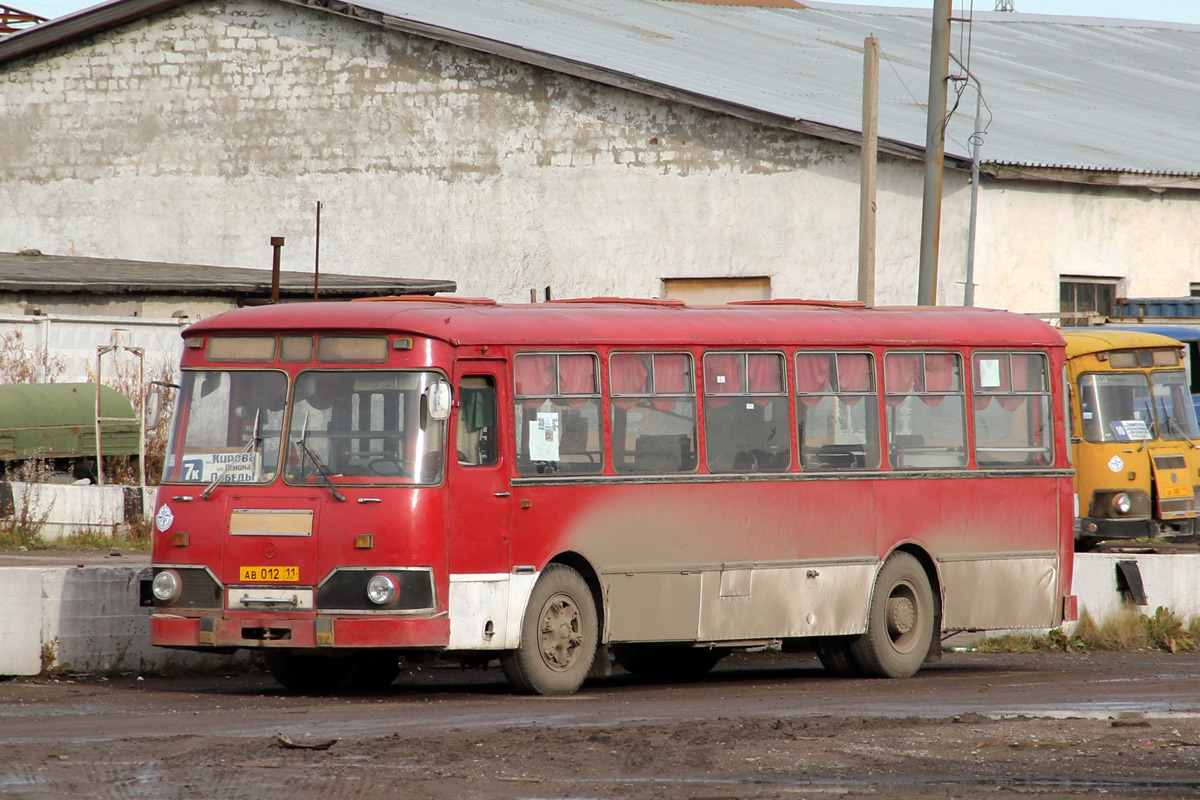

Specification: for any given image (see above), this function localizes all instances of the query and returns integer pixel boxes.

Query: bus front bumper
[1077,516,1195,543]
[151,613,450,651]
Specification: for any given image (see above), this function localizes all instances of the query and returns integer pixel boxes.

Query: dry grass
[0,460,56,549]
[979,606,1200,654]
[0,328,66,385]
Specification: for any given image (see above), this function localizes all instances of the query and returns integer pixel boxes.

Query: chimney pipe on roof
[270,236,285,304]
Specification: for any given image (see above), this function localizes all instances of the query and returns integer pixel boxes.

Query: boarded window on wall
[1060,276,1119,327]
[662,277,771,305]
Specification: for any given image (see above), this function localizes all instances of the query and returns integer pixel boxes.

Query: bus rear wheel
[500,564,598,696]
[849,552,936,679]
[612,644,729,681]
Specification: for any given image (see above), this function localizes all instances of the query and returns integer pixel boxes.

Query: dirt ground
[5,650,1200,799]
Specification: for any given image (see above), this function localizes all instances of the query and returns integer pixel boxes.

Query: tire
[500,564,598,696]
[264,651,356,691]
[815,638,862,677]
[849,552,936,679]
[612,644,729,681]
[344,652,401,691]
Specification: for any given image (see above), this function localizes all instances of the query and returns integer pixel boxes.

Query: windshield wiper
[201,410,260,500]
[1160,398,1200,449]
[294,413,346,502]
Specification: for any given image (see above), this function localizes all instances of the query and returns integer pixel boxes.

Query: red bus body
[149,298,1075,693]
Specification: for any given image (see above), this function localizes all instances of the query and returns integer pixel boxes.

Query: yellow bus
[1064,329,1200,550]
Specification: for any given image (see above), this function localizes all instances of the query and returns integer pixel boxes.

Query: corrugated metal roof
[0,251,456,298]
[342,0,1200,176]
[4,0,1200,176]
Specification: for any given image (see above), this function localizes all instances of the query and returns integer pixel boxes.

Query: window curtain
[610,353,649,410]
[557,354,595,409]
[515,354,555,410]
[922,353,957,406]
[795,353,832,407]
[652,354,689,411]
[884,353,921,407]
[837,353,871,406]
[705,353,742,407]
[747,353,783,407]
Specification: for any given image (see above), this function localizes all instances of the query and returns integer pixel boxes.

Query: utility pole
[917,0,951,306]
[858,36,879,307]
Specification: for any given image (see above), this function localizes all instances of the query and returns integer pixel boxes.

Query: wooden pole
[858,36,879,307]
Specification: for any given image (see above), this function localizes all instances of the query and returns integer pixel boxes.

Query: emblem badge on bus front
[155,504,174,532]
[1108,455,1124,473]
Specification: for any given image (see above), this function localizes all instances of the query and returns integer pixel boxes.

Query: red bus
[148,297,1076,695]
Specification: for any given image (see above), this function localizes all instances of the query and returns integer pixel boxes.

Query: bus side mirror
[146,381,180,428]
[426,381,452,421]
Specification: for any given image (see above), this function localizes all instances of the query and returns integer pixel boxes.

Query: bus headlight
[366,573,399,606]
[152,569,182,604]
[1113,493,1133,515]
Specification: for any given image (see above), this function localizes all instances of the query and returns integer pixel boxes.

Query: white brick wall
[1,0,1198,310]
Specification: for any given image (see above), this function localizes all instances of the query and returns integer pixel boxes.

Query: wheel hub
[538,594,583,672]
[887,595,916,637]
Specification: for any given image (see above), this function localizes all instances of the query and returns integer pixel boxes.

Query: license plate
[1161,485,1191,499]
[239,565,300,582]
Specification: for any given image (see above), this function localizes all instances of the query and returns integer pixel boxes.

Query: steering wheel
[368,455,415,477]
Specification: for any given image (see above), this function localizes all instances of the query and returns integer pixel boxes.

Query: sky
[9,0,1200,25]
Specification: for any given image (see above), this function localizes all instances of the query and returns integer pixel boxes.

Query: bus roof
[1062,328,1184,359]
[1093,324,1200,343]
[186,299,1065,350]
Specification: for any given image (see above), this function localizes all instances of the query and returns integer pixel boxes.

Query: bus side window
[796,351,880,470]
[457,376,498,466]
[610,352,697,474]
[972,352,1052,468]
[512,353,603,476]
[883,351,967,469]
[702,351,791,473]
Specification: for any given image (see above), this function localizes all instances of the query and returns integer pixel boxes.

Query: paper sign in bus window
[979,358,1002,390]
[181,451,261,482]
[1110,419,1151,441]
[529,412,560,461]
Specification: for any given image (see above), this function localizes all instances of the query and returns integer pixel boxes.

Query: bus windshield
[1078,373,1155,443]
[163,369,287,484]
[1151,370,1200,441]
[284,370,446,485]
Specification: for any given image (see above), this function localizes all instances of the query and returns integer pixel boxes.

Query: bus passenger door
[447,362,513,648]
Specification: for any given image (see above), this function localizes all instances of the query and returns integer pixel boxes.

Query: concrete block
[1070,552,1200,624]
[0,569,44,675]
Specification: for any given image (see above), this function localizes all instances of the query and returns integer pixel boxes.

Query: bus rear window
[317,336,389,363]
[207,336,277,362]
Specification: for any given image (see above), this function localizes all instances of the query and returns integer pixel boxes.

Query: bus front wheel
[500,564,598,696]
[264,651,355,691]
[849,552,935,679]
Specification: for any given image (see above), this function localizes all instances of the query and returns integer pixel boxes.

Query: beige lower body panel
[604,562,876,643]
[939,553,1059,631]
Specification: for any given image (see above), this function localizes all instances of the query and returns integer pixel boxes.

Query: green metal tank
[0,383,139,459]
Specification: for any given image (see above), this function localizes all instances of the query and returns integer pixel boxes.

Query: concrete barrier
[0,481,155,541]
[1,553,1198,677]
[0,559,244,676]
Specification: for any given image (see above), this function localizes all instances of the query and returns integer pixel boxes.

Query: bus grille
[316,568,436,613]
[1153,454,1188,470]
[156,567,223,610]
[1159,497,1197,517]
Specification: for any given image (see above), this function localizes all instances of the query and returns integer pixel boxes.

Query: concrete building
[1,0,1198,315]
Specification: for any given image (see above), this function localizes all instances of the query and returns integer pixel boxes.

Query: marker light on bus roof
[366,573,399,606]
